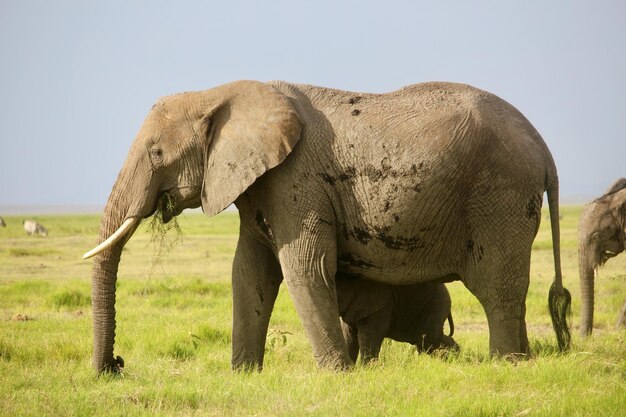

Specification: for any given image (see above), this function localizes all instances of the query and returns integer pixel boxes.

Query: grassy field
[0,207,624,416]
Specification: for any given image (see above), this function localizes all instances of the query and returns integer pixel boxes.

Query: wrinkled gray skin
[578,178,626,336]
[23,219,48,236]
[336,276,458,363]
[87,80,570,373]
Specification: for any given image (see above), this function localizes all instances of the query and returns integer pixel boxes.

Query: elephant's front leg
[279,236,352,370]
[231,233,282,371]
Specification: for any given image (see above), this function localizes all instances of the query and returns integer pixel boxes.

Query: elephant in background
[83,80,571,373]
[23,219,48,237]
[336,275,458,363]
[617,301,626,329]
[0,216,5,227]
[578,178,626,336]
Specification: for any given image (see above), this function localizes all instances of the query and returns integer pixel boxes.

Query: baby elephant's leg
[416,284,455,353]
[357,307,393,364]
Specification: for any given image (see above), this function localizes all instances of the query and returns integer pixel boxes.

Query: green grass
[1,208,625,416]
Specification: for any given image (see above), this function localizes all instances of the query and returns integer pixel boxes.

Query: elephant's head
[84,81,301,372]
[578,178,626,336]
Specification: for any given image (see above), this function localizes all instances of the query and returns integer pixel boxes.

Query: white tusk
[82,218,138,260]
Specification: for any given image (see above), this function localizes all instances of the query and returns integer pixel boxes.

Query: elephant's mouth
[149,187,202,223]
[150,191,180,224]
[599,249,619,266]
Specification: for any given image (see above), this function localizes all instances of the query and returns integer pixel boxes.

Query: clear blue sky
[1,1,624,207]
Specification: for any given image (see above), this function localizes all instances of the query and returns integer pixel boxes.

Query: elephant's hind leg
[231,234,283,371]
[465,256,531,358]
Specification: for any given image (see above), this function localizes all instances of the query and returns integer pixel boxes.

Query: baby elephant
[336,275,458,363]
[23,220,48,237]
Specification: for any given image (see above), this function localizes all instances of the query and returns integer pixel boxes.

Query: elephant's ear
[603,178,626,196]
[200,81,302,216]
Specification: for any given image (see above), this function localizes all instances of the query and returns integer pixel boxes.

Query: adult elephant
[84,80,571,373]
[578,178,626,336]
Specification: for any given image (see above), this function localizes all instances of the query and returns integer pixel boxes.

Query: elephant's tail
[446,312,455,337]
[546,176,572,352]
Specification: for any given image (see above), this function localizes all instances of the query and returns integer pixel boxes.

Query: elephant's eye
[150,147,164,168]
[151,148,163,161]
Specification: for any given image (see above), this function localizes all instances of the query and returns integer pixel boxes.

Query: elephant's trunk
[578,248,596,337]
[91,246,123,371]
[91,209,126,371]
[90,167,146,372]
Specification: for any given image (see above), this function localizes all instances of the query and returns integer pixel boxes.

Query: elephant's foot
[99,355,124,375]
[440,335,460,352]
[231,359,263,372]
[314,350,353,371]
[488,319,530,358]
[417,335,460,356]
[500,352,530,362]
[231,347,265,372]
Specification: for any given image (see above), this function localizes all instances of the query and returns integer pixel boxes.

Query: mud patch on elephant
[526,193,542,219]
[365,165,384,182]
[342,226,373,245]
[343,224,425,251]
[323,163,427,188]
[338,166,357,182]
[375,230,425,250]
[319,173,336,185]
[363,161,427,185]
[338,253,376,269]
[318,166,357,186]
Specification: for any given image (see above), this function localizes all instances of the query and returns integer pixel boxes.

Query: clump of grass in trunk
[146,192,184,279]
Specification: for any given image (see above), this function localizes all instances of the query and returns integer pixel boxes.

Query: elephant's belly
[336,242,461,285]
[334,195,466,284]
